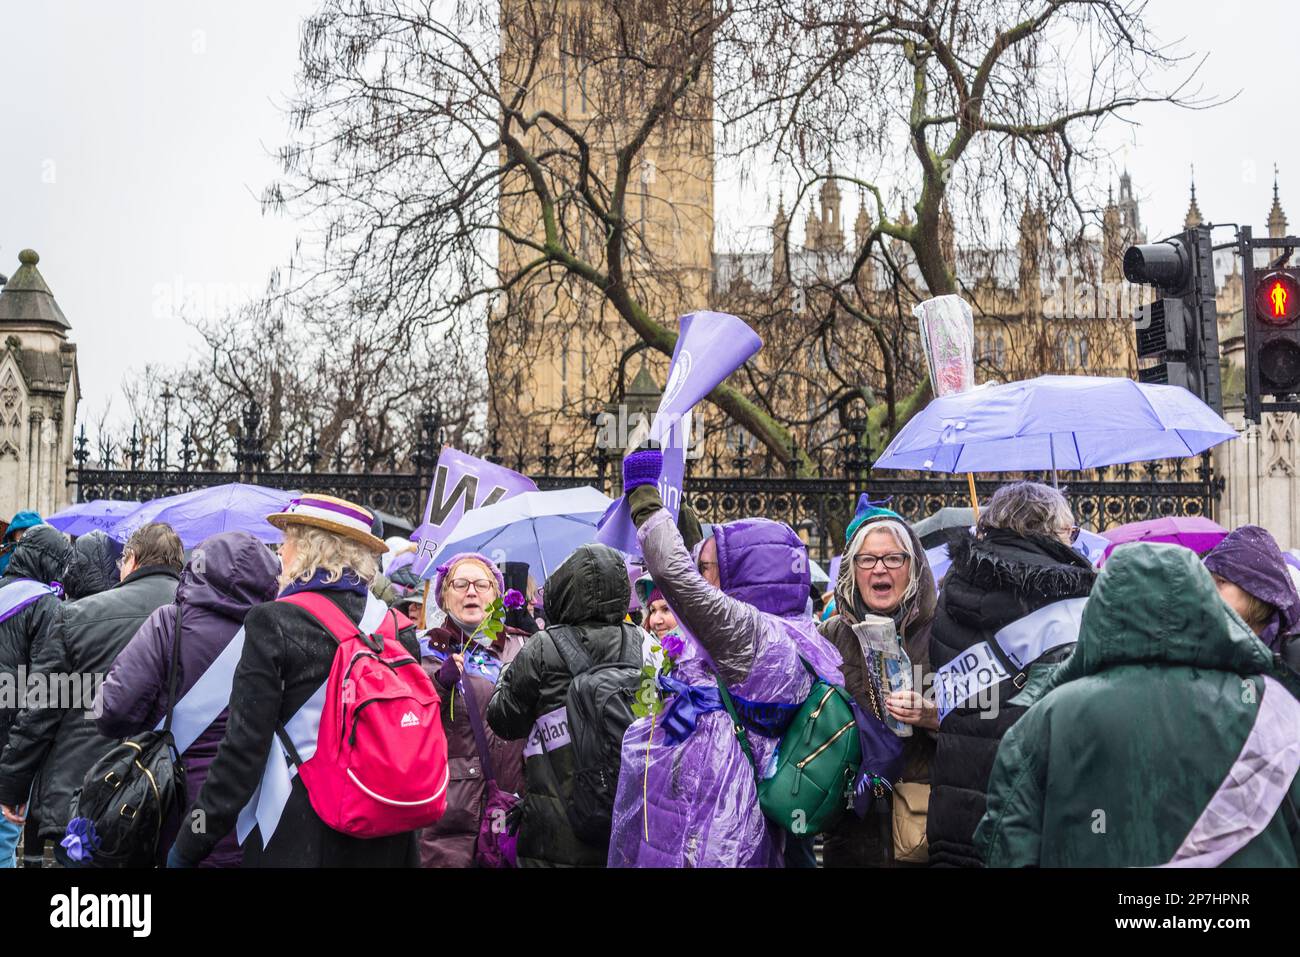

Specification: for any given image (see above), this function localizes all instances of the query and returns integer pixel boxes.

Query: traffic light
[1251,267,1300,397]
[1124,225,1222,414]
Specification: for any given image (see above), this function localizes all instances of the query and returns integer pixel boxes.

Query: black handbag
[65,603,189,867]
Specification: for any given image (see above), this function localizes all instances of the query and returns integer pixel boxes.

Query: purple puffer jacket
[608,511,843,868]
[97,531,279,868]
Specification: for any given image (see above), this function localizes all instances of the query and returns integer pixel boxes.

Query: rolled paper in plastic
[914,294,975,398]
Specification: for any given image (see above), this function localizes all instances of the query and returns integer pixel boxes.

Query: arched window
[1065,335,1078,369]
[1078,335,1089,370]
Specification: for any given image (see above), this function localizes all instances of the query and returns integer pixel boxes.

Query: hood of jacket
[62,531,123,600]
[713,517,810,618]
[3,524,72,585]
[1202,524,1300,649]
[949,526,1095,600]
[1047,542,1272,691]
[176,531,280,621]
[834,513,937,636]
[543,543,629,627]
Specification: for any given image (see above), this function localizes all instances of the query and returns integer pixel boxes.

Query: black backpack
[547,624,642,846]
[68,604,188,867]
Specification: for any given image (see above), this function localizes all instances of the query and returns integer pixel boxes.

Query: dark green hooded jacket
[975,543,1300,867]
[486,543,636,867]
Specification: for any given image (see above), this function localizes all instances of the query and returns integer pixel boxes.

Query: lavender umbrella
[110,483,294,548]
[874,375,1238,474]
[46,499,140,537]
[1100,516,1228,563]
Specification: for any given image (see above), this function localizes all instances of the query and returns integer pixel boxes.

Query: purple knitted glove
[436,654,461,688]
[622,448,663,490]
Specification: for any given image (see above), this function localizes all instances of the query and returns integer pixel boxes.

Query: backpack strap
[548,624,595,677]
[715,679,759,776]
[278,591,404,651]
[458,677,497,783]
[161,602,183,736]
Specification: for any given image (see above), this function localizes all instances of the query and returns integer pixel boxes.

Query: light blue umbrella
[47,499,140,537]
[874,375,1237,474]
[110,483,294,548]
[424,486,614,581]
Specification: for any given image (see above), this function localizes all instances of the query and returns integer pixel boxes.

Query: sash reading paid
[933,597,1087,722]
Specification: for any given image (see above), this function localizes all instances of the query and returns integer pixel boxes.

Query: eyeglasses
[1061,525,1081,543]
[852,552,909,571]
[449,578,494,594]
[697,560,718,575]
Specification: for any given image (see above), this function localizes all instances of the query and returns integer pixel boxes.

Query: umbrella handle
[967,473,980,523]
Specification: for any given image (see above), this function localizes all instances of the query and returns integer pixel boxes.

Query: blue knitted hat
[844,493,906,544]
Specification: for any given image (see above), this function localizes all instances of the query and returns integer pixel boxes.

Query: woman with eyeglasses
[928,481,1096,868]
[417,552,526,868]
[817,500,939,867]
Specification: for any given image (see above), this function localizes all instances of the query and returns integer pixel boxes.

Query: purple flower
[660,633,686,660]
[503,588,526,610]
[61,816,101,863]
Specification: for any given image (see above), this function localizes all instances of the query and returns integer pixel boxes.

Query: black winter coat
[0,526,73,754]
[0,565,179,838]
[486,543,633,868]
[172,584,422,868]
[926,528,1095,868]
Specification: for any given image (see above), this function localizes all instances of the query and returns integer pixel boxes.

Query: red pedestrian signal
[1255,271,1300,326]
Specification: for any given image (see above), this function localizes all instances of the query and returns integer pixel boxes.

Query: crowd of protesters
[1,448,1299,870]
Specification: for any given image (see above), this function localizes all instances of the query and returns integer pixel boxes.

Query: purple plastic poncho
[608,510,843,868]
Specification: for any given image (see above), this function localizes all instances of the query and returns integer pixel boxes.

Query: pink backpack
[278,592,450,838]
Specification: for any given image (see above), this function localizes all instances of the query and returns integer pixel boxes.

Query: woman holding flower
[417,552,527,867]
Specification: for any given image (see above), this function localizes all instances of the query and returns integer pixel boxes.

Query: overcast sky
[2,0,1296,427]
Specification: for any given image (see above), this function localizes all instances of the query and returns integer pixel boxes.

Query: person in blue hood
[0,512,44,578]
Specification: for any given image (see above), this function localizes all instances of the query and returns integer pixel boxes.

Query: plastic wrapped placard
[914,294,975,397]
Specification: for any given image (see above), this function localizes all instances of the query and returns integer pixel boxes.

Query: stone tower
[1268,167,1288,239]
[1184,168,1203,229]
[0,250,79,522]
[490,0,714,459]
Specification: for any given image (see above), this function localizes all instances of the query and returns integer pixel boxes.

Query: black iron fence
[71,408,1223,566]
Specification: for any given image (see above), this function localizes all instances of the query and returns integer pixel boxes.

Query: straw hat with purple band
[266,494,388,555]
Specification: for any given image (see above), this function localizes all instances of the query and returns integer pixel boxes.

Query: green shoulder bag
[716,661,861,836]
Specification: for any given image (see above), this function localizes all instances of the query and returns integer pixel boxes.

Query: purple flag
[410,447,538,577]
[597,311,763,556]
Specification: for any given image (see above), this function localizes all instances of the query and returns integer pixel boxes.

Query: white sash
[933,597,1087,722]
[0,579,57,622]
[234,592,389,847]
[154,624,247,755]
[1162,676,1300,867]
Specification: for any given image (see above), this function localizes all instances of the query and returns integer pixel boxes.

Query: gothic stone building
[0,250,79,524]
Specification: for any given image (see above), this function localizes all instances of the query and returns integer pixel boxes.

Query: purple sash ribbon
[656,673,800,746]
[0,580,61,625]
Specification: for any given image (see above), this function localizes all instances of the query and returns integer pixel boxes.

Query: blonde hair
[280,524,379,591]
[849,520,920,608]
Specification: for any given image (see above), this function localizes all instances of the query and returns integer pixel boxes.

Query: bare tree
[268,0,1215,470]
[91,293,485,473]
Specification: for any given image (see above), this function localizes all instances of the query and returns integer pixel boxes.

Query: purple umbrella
[110,483,294,548]
[1100,516,1228,564]
[874,375,1237,474]
[47,499,140,537]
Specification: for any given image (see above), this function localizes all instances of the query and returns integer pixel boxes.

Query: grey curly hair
[976,481,1073,541]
